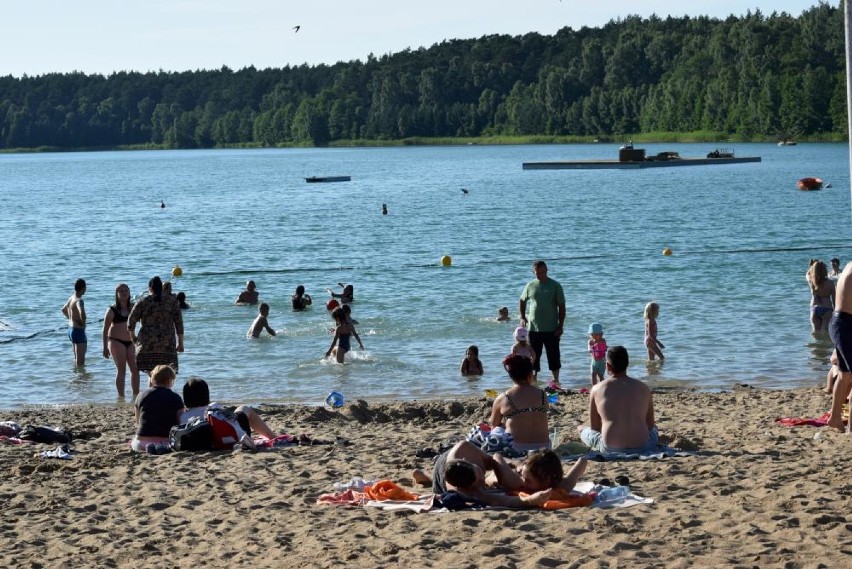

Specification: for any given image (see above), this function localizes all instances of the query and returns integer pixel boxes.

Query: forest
[0,2,845,149]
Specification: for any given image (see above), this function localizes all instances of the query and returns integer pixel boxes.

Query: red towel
[775,412,830,427]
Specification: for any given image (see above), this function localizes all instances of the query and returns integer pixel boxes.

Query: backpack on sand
[169,417,214,451]
[206,406,255,450]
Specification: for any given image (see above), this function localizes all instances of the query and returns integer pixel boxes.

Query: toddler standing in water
[511,326,536,365]
[587,322,607,385]
[460,345,484,376]
[644,302,665,360]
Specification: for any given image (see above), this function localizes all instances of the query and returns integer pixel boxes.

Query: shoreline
[0,381,812,412]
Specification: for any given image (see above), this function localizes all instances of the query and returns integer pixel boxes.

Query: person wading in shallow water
[519,260,566,389]
[61,278,87,367]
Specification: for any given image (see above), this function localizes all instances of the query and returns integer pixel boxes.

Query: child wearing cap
[512,326,536,366]
[588,323,607,385]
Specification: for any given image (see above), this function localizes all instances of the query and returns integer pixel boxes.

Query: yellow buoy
[172,265,183,277]
[441,255,452,267]
[662,248,673,256]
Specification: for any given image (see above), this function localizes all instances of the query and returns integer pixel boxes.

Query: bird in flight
[293,25,300,33]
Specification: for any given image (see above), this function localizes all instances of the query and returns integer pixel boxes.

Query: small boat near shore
[305,175,351,183]
[522,145,761,170]
[797,177,823,191]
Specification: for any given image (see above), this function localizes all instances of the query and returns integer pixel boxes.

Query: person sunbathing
[180,378,275,439]
[412,441,552,507]
[411,441,560,508]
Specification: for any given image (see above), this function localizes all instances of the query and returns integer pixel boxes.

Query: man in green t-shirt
[519,260,566,387]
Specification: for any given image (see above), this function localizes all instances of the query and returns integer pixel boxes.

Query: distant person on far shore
[248,303,277,338]
[807,261,835,334]
[61,278,87,367]
[644,302,665,361]
[828,261,852,432]
[235,280,259,305]
[291,285,312,311]
[460,345,484,376]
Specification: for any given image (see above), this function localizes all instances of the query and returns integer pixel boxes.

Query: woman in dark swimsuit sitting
[102,283,140,399]
[489,354,550,451]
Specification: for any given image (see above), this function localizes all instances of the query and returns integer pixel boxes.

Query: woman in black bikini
[102,283,140,399]
[489,354,550,451]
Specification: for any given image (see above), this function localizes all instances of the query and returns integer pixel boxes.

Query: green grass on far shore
[0,132,846,154]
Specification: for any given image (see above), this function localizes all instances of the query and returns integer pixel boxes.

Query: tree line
[0,2,844,149]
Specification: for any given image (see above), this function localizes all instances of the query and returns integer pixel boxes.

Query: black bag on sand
[18,425,73,444]
[169,417,214,451]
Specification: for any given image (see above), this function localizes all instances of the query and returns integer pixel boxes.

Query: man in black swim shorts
[828,261,852,432]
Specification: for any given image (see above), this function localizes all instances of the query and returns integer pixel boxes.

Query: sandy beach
[1,386,849,569]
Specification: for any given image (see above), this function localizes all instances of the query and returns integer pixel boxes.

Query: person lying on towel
[577,345,659,453]
[412,440,553,508]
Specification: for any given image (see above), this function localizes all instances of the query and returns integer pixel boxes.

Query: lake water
[0,143,850,409]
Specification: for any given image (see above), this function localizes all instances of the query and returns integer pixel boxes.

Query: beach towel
[561,446,695,462]
[776,406,848,427]
[318,480,419,506]
[317,489,368,506]
[364,480,420,501]
[776,412,831,427]
[524,487,594,510]
[0,435,35,445]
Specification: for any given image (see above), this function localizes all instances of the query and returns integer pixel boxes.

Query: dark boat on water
[305,176,351,183]
[522,145,761,170]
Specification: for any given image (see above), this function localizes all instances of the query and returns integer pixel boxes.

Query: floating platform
[522,156,761,170]
[524,146,761,170]
[305,175,351,183]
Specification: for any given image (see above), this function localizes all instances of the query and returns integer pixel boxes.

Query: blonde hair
[644,302,660,321]
[808,261,827,291]
[149,364,176,387]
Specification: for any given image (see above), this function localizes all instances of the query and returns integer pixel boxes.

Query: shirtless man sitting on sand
[577,345,659,453]
[828,262,852,433]
[411,441,587,507]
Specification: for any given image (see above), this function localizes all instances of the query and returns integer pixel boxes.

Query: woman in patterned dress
[128,276,184,375]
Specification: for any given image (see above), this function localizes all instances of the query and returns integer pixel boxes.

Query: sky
[0,1,833,77]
